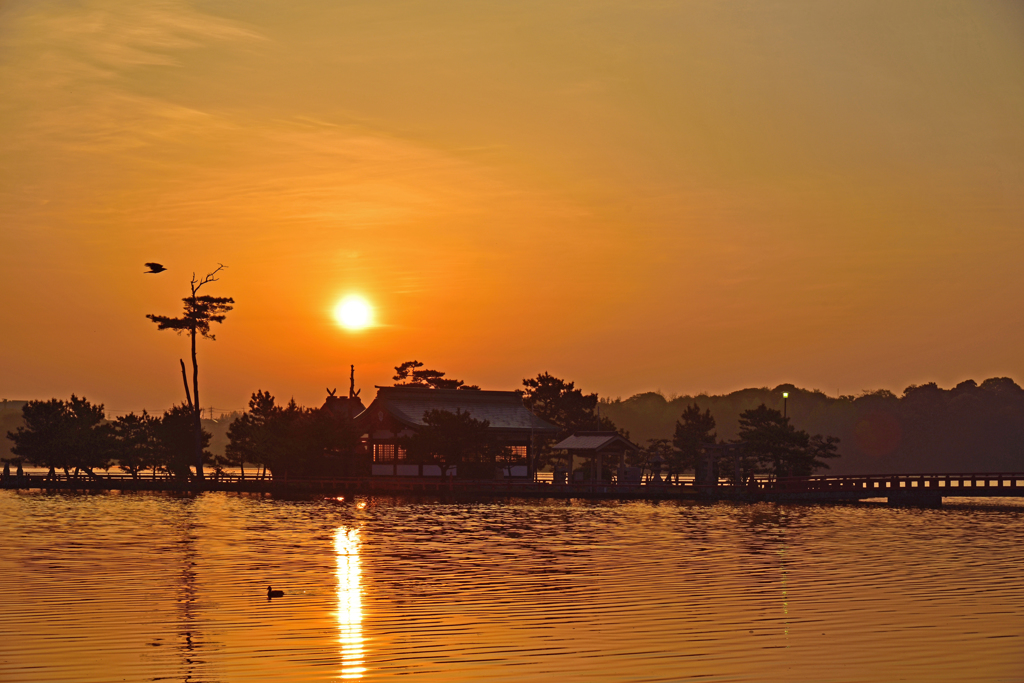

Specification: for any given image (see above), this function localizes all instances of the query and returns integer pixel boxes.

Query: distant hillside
[601,378,1024,475]
[206,412,242,457]
[0,400,28,461]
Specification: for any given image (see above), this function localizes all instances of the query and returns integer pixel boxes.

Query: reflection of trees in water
[364,500,827,629]
[173,495,220,683]
[728,504,804,643]
[365,501,660,609]
[660,502,798,642]
[728,503,810,555]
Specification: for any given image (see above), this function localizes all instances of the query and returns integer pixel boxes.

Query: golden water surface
[1,492,1021,682]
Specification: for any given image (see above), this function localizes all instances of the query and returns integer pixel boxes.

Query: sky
[1,0,1022,415]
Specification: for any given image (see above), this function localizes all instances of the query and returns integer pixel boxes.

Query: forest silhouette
[601,378,1024,474]
[3,375,1022,480]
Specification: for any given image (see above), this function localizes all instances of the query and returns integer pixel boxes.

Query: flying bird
[144,262,167,274]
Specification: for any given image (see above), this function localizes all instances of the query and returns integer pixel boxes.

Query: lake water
[1,492,1021,682]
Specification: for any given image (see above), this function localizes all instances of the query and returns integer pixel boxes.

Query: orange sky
[2,0,1022,415]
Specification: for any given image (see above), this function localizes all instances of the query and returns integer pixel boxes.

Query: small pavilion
[550,431,641,484]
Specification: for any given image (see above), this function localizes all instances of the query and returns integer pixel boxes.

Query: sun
[334,296,373,330]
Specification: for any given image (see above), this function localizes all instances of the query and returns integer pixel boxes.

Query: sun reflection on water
[334,527,365,679]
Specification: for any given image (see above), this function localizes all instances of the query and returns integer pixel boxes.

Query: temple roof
[356,386,560,434]
[320,394,365,420]
[551,431,639,452]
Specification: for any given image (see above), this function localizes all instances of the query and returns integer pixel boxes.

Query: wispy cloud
[2,0,262,76]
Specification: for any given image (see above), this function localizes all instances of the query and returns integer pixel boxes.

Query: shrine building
[355,386,560,477]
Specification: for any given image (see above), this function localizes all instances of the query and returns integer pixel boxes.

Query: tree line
[3,391,364,481]
[363,366,840,480]
[601,378,1024,475]
[3,364,842,482]
[5,397,210,480]
[517,372,839,480]
[11,374,1018,480]
[643,402,839,481]
[1,364,600,481]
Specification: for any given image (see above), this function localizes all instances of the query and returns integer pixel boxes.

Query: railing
[763,473,1024,493]
[0,471,267,485]
[0,471,723,493]
[3,471,1023,499]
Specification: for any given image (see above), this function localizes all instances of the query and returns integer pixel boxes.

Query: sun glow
[334,296,373,330]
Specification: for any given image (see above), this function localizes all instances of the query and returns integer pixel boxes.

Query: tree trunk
[180,360,193,410]
[190,326,204,481]
[239,461,245,481]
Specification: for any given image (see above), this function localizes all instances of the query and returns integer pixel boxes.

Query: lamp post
[783,392,789,419]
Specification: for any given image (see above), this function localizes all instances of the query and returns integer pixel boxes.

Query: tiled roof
[358,386,560,433]
[551,431,639,452]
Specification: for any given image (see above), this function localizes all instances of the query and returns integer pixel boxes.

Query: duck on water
[267,586,284,599]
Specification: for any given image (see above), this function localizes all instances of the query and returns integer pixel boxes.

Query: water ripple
[0,492,1022,682]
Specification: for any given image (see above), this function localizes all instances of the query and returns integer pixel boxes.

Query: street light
[783,392,789,418]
